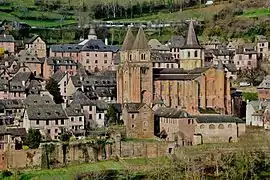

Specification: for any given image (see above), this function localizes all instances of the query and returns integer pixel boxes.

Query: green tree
[105,104,118,126]
[25,128,42,149]
[45,78,64,104]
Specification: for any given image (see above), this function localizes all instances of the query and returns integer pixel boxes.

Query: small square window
[79,117,82,121]
[36,120,39,125]
[46,120,49,125]
[61,119,64,125]
[95,60,98,64]
[55,120,58,125]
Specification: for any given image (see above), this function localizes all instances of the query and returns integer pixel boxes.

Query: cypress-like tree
[45,78,64,104]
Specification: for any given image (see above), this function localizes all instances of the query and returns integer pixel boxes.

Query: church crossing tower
[180,21,204,70]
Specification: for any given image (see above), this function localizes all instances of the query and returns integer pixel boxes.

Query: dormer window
[47,112,51,115]
[46,101,49,104]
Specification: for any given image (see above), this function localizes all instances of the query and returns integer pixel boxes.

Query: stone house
[23,103,68,140]
[212,48,235,65]
[25,35,46,58]
[245,100,267,127]
[80,39,119,72]
[151,52,179,69]
[167,35,185,60]
[49,44,82,63]
[65,104,85,136]
[0,34,14,54]
[9,71,33,99]
[49,27,119,72]
[43,57,77,79]
[66,72,116,103]
[202,37,222,50]
[256,35,269,60]
[0,99,24,127]
[70,90,108,128]
[51,71,69,105]
[194,115,245,144]
[148,39,170,53]
[18,50,43,76]
[257,75,270,101]
[0,127,27,151]
[233,44,258,70]
[154,106,193,145]
[122,103,154,139]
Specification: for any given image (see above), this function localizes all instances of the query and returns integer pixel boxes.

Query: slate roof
[151,52,176,63]
[0,99,24,109]
[24,94,54,106]
[27,104,68,120]
[182,21,203,49]
[194,115,245,123]
[153,67,209,75]
[5,128,27,137]
[65,104,84,116]
[256,35,268,42]
[71,90,93,106]
[168,36,185,48]
[224,64,237,72]
[258,75,270,89]
[121,27,135,51]
[26,34,39,44]
[27,80,42,94]
[0,127,27,137]
[154,74,200,80]
[71,75,116,87]
[9,72,32,92]
[51,71,66,83]
[0,78,8,91]
[46,57,77,66]
[50,44,83,52]
[93,100,108,111]
[132,27,149,50]
[124,103,145,113]
[81,39,119,52]
[212,49,234,57]
[0,34,14,42]
[154,107,190,118]
[148,39,170,51]
[18,50,41,63]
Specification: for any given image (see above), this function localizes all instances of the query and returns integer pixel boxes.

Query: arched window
[143,54,146,60]
[194,50,198,57]
[228,124,232,128]
[141,54,144,60]
[209,124,215,129]
[187,51,190,58]
[218,124,224,129]
[129,54,132,60]
[200,124,205,129]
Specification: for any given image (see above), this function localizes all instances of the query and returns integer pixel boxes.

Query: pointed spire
[132,27,149,50]
[183,20,202,49]
[121,27,135,51]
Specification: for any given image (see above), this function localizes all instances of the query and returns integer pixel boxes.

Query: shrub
[2,170,12,178]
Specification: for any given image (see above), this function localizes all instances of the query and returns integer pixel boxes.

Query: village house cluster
[0,21,269,154]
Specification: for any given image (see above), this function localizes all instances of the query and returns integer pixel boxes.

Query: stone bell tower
[117,27,153,105]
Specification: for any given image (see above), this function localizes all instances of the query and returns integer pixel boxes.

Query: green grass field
[113,3,228,22]
[239,8,270,18]
[0,157,169,180]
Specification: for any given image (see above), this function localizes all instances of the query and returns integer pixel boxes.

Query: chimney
[105,38,108,45]
[22,81,25,86]
[81,85,84,92]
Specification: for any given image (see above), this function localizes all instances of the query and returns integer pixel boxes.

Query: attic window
[34,100,37,104]
[47,112,51,115]
[68,47,71,49]
[37,113,40,115]
[56,112,60,115]
[46,101,49,104]
[95,81,98,84]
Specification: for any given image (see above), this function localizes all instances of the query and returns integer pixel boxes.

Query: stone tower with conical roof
[88,25,97,40]
[117,27,153,105]
[180,20,204,70]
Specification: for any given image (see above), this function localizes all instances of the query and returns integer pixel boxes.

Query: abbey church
[117,21,232,139]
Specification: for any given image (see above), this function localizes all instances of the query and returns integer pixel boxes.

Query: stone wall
[115,141,173,158]
[0,140,173,170]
